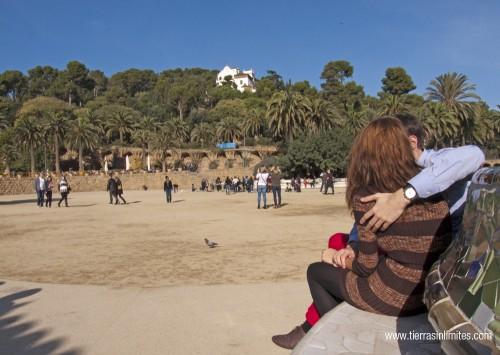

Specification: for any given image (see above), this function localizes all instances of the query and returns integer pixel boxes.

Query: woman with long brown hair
[272,117,452,350]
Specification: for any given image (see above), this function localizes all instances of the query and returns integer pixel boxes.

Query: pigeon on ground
[204,238,219,248]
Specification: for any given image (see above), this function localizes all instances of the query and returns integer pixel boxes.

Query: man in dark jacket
[164,175,173,203]
[106,173,118,204]
[324,169,334,195]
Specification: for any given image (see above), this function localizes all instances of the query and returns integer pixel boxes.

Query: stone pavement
[0,279,311,355]
[292,302,441,355]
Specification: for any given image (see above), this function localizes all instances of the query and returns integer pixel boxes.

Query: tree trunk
[142,145,147,170]
[30,144,35,176]
[79,144,84,174]
[44,144,48,172]
[178,101,183,120]
[54,134,60,175]
[162,159,166,173]
[4,160,10,175]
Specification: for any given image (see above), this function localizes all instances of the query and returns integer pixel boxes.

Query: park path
[0,279,309,355]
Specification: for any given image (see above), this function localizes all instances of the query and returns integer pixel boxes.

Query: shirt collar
[416,149,431,167]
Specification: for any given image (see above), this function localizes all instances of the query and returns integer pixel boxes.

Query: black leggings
[117,193,126,204]
[307,262,349,319]
[58,192,68,207]
[45,191,52,207]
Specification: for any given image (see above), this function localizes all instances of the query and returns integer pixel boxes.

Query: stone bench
[292,302,440,355]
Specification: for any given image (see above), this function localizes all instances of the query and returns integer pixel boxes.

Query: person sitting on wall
[272,117,453,350]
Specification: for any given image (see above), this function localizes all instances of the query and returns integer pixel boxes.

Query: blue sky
[0,0,499,106]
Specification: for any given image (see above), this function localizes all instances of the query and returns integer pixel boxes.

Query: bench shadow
[0,286,83,355]
[0,199,37,206]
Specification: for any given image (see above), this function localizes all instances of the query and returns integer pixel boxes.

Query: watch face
[405,187,416,199]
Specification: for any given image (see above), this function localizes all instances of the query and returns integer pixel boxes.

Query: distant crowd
[31,167,338,209]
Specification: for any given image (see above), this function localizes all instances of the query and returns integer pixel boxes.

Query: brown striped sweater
[345,193,452,316]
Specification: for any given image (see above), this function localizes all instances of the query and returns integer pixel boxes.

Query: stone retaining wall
[0,168,254,195]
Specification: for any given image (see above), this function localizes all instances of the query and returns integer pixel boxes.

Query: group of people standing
[106,173,126,204]
[255,166,283,209]
[34,173,70,207]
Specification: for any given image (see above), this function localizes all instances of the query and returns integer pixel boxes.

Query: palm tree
[169,117,190,147]
[44,110,72,175]
[15,116,42,175]
[341,104,374,136]
[191,122,216,147]
[66,116,100,173]
[418,102,459,148]
[307,98,338,134]
[267,90,311,141]
[242,109,265,144]
[426,72,480,144]
[216,116,242,143]
[133,116,160,169]
[152,125,173,172]
[378,94,408,116]
[106,108,136,144]
[0,128,19,175]
[470,103,497,145]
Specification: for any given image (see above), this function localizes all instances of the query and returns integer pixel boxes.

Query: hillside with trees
[0,60,498,177]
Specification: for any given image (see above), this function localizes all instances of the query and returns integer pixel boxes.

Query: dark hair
[346,117,420,210]
[394,113,425,150]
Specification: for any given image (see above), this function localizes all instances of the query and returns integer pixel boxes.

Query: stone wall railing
[0,168,255,195]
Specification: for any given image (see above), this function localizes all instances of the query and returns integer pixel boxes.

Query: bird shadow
[0,199,37,206]
[0,286,83,355]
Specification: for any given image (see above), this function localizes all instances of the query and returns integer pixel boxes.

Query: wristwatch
[403,184,418,202]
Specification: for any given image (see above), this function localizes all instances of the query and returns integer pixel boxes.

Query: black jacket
[164,180,173,191]
[107,178,117,192]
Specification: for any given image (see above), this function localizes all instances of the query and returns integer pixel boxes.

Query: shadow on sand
[68,204,97,208]
[0,284,82,355]
[0,199,37,206]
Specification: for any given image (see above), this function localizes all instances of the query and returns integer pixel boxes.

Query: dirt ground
[0,189,353,288]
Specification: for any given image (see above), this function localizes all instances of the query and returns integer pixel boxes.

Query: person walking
[319,171,325,193]
[45,175,54,208]
[224,177,231,195]
[256,167,269,209]
[106,173,118,204]
[58,175,70,207]
[323,169,334,195]
[164,175,173,203]
[115,174,127,204]
[215,177,222,192]
[271,167,283,208]
[248,176,254,193]
[34,173,46,207]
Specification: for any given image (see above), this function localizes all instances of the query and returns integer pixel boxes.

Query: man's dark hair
[394,113,425,150]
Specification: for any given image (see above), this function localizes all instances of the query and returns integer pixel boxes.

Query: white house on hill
[216,66,256,93]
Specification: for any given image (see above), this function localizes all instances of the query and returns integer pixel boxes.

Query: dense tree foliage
[0,60,498,176]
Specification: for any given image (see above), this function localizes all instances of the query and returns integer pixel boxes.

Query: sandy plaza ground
[0,188,354,354]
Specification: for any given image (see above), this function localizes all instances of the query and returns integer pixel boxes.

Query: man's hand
[321,248,337,266]
[359,188,410,232]
[332,245,355,269]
